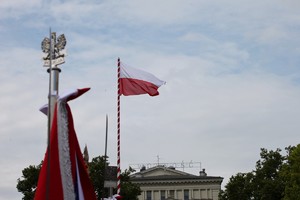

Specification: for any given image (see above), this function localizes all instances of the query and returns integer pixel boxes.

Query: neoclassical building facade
[130,166,223,200]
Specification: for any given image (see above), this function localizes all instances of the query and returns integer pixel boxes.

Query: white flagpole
[45,30,62,200]
[40,29,66,199]
[45,27,53,200]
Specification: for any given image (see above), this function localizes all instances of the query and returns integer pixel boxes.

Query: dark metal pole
[102,114,108,199]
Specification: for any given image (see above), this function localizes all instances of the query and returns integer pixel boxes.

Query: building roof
[130,165,223,185]
[131,165,192,177]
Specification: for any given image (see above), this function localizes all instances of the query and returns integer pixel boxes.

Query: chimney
[199,168,207,176]
[140,165,146,172]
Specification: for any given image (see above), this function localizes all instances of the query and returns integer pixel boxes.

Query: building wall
[137,182,221,200]
[131,166,222,200]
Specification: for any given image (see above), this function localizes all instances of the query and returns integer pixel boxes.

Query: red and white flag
[35,88,97,200]
[103,194,123,200]
[119,64,165,96]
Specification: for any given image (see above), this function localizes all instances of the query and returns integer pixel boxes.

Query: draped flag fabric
[103,194,123,200]
[35,88,97,200]
[119,64,165,96]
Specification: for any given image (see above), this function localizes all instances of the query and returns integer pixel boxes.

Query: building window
[169,190,175,198]
[184,189,189,200]
[146,191,152,200]
[161,190,166,200]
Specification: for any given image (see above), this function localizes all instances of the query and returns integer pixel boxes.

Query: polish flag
[119,64,165,96]
[35,88,97,200]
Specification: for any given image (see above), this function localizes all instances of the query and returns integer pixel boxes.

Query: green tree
[220,147,286,200]
[282,144,300,200]
[219,172,253,200]
[120,167,142,200]
[88,155,110,199]
[251,148,285,200]
[16,162,42,200]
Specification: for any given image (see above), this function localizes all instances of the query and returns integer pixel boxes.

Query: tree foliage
[219,172,253,200]
[88,155,108,199]
[87,156,141,200]
[251,148,285,200]
[120,167,142,200]
[220,145,300,200]
[282,144,300,200]
[16,162,42,200]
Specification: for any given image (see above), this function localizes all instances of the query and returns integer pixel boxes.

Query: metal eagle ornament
[41,32,66,67]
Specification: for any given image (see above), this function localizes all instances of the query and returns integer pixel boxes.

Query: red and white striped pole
[117,58,121,195]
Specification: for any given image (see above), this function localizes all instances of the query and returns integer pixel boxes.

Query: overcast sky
[1,0,300,199]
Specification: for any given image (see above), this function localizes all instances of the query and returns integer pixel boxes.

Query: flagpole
[42,29,64,200]
[117,58,121,195]
[45,28,53,200]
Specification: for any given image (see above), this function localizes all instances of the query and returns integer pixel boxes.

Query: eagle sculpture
[41,34,66,59]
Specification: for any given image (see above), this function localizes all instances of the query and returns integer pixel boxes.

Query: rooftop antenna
[157,155,161,165]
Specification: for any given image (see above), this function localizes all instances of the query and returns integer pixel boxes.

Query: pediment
[132,166,192,178]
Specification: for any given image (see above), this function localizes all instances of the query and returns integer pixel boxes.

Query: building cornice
[131,176,223,186]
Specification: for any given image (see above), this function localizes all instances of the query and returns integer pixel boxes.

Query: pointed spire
[83,144,89,166]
